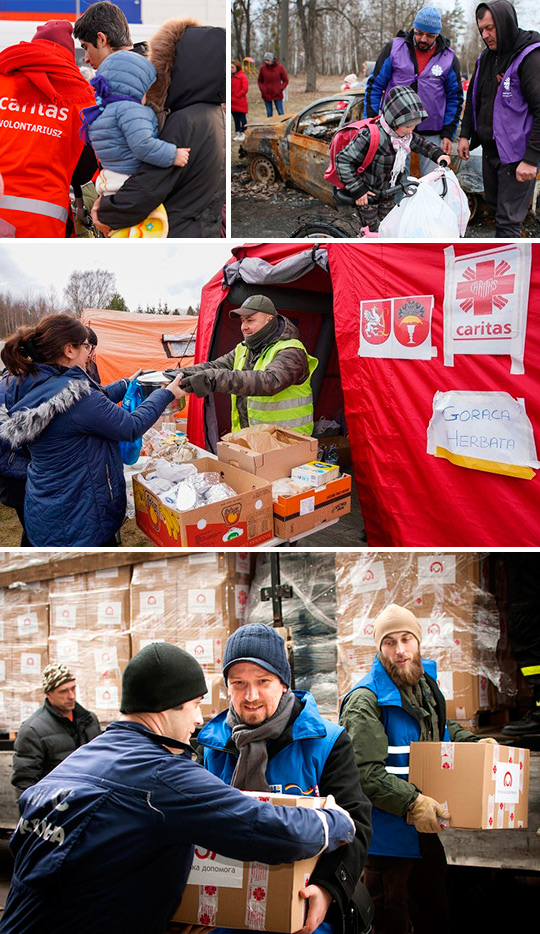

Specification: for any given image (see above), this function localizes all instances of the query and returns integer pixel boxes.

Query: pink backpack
[324,116,380,188]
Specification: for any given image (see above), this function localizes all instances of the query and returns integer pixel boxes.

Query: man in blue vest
[458,1,540,237]
[178,295,318,436]
[340,605,497,934]
[365,6,463,176]
[198,623,373,934]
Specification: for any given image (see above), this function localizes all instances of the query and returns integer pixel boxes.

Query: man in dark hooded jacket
[93,20,225,238]
[458,1,540,236]
[177,295,318,436]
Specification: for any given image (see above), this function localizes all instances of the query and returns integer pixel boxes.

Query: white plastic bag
[379,176,460,238]
[421,167,470,236]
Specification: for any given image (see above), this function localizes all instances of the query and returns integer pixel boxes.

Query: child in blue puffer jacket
[80,50,190,237]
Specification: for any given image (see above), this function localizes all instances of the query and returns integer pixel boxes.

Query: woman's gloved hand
[477,737,498,745]
[407,794,450,833]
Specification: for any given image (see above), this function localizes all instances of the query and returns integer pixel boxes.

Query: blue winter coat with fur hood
[0,365,173,546]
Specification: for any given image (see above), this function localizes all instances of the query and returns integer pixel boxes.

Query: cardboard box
[173,793,324,932]
[273,474,352,540]
[134,458,274,548]
[217,429,318,482]
[291,461,340,488]
[408,741,530,829]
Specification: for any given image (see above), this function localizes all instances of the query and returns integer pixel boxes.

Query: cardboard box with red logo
[173,793,325,932]
[217,429,318,482]
[133,458,273,548]
[408,741,530,829]
[273,474,352,540]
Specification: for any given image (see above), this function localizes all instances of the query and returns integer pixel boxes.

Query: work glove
[477,737,498,745]
[180,372,215,397]
[407,794,450,833]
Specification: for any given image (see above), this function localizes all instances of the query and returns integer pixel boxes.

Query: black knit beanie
[222,623,291,687]
[120,643,207,713]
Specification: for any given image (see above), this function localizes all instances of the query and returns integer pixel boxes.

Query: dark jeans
[356,194,396,233]
[232,111,247,132]
[264,99,284,117]
[0,474,30,546]
[482,147,536,237]
[362,834,450,934]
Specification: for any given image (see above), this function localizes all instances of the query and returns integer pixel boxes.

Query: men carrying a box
[11,663,101,799]
[178,295,318,436]
[339,605,497,934]
[0,643,357,934]
[198,623,373,934]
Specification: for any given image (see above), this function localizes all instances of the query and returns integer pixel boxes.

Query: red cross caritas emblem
[456,259,515,315]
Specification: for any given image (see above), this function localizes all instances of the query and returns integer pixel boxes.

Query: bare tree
[64,269,117,316]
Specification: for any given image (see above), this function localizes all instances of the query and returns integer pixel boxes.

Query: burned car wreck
[239,90,484,215]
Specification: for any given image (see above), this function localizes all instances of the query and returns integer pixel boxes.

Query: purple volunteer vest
[387,37,455,131]
[472,43,540,163]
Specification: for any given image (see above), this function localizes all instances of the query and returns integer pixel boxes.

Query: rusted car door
[284,96,364,205]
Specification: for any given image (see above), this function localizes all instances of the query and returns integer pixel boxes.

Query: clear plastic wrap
[0,553,253,732]
[244,554,338,716]
[335,552,502,722]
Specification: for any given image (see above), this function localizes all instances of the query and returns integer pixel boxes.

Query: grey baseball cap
[229,295,277,318]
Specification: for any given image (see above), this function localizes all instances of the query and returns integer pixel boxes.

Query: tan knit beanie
[373,604,422,649]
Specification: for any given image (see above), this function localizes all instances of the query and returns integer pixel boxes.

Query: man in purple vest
[365,6,463,177]
[340,605,497,934]
[458,1,540,237]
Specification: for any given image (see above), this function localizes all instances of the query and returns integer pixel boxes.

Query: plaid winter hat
[43,663,75,694]
[223,623,291,686]
[382,85,428,128]
[414,6,442,33]
[373,605,423,649]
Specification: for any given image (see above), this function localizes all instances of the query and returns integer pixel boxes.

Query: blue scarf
[79,74,141,144]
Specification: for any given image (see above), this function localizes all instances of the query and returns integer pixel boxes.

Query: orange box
[133,458,273,548]
[409,741,530,829]
[173,793,325,932]
[273,474,352,540]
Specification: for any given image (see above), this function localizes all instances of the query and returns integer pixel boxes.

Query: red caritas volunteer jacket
[0,39,95,237]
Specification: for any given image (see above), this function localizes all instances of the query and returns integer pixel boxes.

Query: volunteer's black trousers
[482,146,536,237]
[362,834,449,934]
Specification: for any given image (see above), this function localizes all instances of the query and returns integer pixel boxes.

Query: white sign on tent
[426,389,540,479]
[443,243,531,374]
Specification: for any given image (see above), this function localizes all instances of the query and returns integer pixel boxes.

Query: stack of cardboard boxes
[130,554,252,720]
[48,567,132,723]
[134,428,352,546]
[0,580,50,730]
[0,555,253,734]
[335,552,500,725]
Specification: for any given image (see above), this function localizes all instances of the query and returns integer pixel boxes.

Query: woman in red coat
[231,60,248,141]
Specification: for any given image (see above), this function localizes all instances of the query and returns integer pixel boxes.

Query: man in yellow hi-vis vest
[178,295,318,435]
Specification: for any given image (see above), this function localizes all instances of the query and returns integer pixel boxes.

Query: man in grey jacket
[11,663,101,798]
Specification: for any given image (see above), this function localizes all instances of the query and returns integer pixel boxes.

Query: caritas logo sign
[495,761,520,804]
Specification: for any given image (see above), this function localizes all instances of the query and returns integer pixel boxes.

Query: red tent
[188,241,540,547]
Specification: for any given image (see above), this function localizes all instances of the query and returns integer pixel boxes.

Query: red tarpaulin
[329,241,540,547]
[190,242,540,547]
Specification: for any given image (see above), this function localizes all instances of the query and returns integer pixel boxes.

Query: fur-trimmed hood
[0,365,92,448]
[146,19,225,113]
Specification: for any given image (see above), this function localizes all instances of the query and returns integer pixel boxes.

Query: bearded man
[339,604,497,934]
